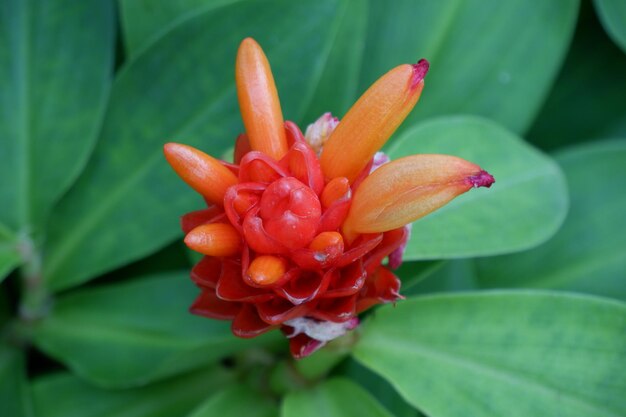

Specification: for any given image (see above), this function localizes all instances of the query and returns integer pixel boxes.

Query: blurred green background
[1,0,625,416]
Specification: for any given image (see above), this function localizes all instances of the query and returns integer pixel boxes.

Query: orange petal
[320,60,429,183]
[164,143,238,206]
[184,223,242,257]
[343,154,494,234]
[236,38,288,160]
[245,255,287,286]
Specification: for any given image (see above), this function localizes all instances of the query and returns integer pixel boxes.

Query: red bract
[164,38,494,358]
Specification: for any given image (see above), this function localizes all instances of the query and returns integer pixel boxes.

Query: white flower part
[284,317,359,342]
[369,151,390,173]
[304,112,339,155]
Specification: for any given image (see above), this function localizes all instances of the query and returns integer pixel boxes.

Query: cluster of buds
[164,38,493,358]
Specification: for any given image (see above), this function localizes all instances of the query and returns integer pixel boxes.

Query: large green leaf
[0,225,21,283]
[0,0,114,231]
[359,0,579,135]
[188,385,277,417]
[528,9,626,150]
[282,378,394,417]
[354,291,626,417]
[475,140,626,300]
[119,0,240,54]
[0,344,33,417]
[34,271,279,387]
[43,0,354,290]
[386,116,568,259]
[594,0,626,52]
[33,366,234,417]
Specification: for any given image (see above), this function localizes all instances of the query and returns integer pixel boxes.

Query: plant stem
[17,234,50,322]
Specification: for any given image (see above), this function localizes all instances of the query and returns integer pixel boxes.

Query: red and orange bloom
[164,38,494,358]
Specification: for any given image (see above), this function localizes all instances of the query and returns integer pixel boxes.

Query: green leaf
[0,226,21,283]
[122,0,368,133]
[188,385,277,417]
[394,260,445,292]
[0,0,114,231]
[34,271,280,387]
[0,344,33,417]
[354,291,626,417]
[33,366,234,417]
[282,378,393,417]
[528,10,626,149]
[339,359,424,417]
[119,0,239,54]
[43,0,353,291]
[404,260,478,296]
[386,116,568,260]
[594,0,626,52]
[359,0,579,134]
[475,140,626,300]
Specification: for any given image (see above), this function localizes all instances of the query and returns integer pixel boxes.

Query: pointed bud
[343,154,494,234]
[320,60,429,182]
[164,143,238,206]
[236,38,288,160]
[246,255,287,286]
[309,231,344,252]
[184,223,242,257]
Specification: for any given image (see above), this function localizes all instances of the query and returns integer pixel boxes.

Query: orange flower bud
[184,223,242,257]
[245,255,287,286]
[164,143,238,206]
[309,231,344,252]
[320,177,351,209]
[343,154,494,234]
[320,60,429,182]
[236,38,288,160]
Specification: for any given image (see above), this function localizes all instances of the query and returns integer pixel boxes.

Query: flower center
[259,177,321,248]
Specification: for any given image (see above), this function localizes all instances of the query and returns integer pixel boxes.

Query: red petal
[190,256,223,288]
[216,259,274,303]
[285,332,324,359]
[239,151,288,183]
[321,260,366,298]
[181,206,226,234]
[363,227,408,275]
[275,269,331,305]
[190,290,241,320]
[310,294,357,322]
[232,304,277,338]
[256,297,312,325]
[284,141,324,195]
[356,266,403,314]
[242,209,289,254]
[284,121,306,147]
[318,197,351,233]
[234,133,252,164]
[224,182,266,231]
[335,233,383,267]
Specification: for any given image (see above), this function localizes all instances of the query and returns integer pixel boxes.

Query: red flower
[164,38,494,358]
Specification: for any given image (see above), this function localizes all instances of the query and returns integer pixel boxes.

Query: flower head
[164,38,494,358]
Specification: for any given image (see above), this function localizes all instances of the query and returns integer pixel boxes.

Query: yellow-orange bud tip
[184,223,242,257]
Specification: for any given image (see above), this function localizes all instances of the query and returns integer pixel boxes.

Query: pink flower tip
[468,170,495,188]
[410,59,430,89]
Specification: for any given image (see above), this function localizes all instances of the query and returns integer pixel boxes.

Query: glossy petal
[164,143,238,205]
[236,38,288,160]
[320,61,429,182]
[344,154,494,234]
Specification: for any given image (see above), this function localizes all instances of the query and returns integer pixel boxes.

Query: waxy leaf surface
[0,0,114,231]
[33,366,234,417]
[594,0,626,52]
[188,385,277,417]
[359,0,579,134]
[354,291,626,417]
[34,272,279,387]
[476,140,626,301]
[0,344,33,417]
[282,378,394,417]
